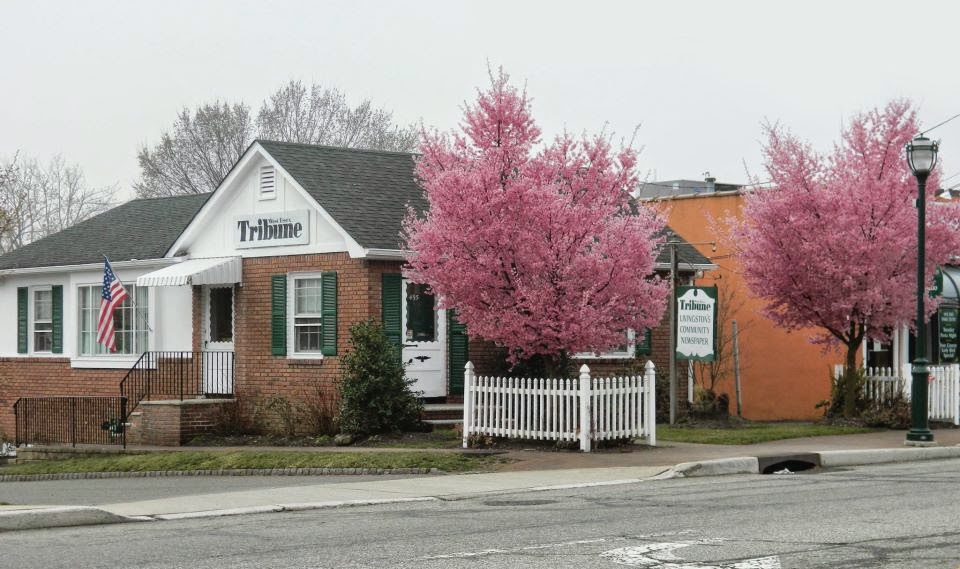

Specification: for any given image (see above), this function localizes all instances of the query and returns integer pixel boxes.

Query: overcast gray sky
[3,0,959,200]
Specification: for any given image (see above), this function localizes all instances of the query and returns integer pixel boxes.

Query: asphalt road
[4,459,960,569]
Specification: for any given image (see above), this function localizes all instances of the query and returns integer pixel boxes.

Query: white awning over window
[136,257,242,287]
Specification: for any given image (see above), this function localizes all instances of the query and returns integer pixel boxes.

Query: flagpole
[104,255,153,334]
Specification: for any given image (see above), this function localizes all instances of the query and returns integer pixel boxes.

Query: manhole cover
[483,499,558,507]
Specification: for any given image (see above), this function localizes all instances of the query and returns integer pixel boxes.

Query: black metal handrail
[14,396,127,448]
[119,351,234,420]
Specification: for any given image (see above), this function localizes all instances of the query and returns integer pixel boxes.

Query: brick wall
[0,358,127,439]
[233,253,401,433]
[136,399,235,446]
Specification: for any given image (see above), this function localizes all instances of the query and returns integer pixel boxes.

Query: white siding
[0,264,192,363]
[185,155,349,259]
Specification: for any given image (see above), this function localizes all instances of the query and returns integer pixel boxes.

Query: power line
[919,112,960,136]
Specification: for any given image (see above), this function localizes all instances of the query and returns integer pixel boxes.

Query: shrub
[337,320,423,436]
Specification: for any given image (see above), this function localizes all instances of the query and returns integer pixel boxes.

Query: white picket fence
[833,363,960,424]
[462,361,657,452]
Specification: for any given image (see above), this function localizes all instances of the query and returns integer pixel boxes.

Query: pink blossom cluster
[734,100,960,352]
[404,70,668,362]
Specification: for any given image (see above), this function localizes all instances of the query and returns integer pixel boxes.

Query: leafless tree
[257,80,417,151]
[134,101,254,197]
[0,155,116,252]
[134,81,417,198]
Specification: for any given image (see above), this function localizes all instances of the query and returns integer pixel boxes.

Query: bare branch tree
[134,101,253,198]
[134,82,417,198]
[256,80,417,152]
[0,154,116,252]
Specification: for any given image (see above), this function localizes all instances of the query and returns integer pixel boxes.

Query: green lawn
[361,428,462,449]
[657,423,879,445]
[0,450,504,476]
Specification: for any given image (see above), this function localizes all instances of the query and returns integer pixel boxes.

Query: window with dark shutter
[271,275,287,356]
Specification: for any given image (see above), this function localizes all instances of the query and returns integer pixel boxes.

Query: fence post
[71,398,77,448]
[121,397,128,449]
[645,360,657,447]
[463,362,475,449]
[953,364,960,426]
[579,364,591,452]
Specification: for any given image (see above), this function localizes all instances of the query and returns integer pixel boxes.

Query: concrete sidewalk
[3,428,960,531]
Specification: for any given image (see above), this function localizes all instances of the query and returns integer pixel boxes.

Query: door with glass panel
[401,279,446,397]
[202,286,234,395]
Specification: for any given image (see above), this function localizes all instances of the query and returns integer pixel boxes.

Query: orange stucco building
[652,189,842,420]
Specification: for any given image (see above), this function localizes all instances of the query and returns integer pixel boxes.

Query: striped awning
[136,257,242,287]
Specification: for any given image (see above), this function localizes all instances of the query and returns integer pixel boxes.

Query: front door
[401,279,446,397]
[202,285,234,395]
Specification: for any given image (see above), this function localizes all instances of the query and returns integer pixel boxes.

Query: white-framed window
[77,285,150,356]
[259,165,277,200]
[32,286,53,353]
[575,329,636,359]
[289,273,323,355]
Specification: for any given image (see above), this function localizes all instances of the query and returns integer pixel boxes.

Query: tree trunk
[842,342,859,418]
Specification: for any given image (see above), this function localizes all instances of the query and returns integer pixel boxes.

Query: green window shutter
[17,287,28,354]
[635,328,652,356]
[320,272,338,356]
[381,274,402,351]
[51,285,63,354]
[271,275,287,356]
[448,310,469,395]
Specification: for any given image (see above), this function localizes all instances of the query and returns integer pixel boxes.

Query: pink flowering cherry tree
[733,100,960,416]
[403,70,668,373]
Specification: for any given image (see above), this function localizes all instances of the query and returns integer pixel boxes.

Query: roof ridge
[255,139,418,158]
[130,192,213,203]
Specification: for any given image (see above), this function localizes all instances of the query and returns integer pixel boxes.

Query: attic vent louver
[259,166,276,198]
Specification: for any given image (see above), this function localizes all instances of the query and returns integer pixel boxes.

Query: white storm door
[401,279,447,397]
[202,285,235,395]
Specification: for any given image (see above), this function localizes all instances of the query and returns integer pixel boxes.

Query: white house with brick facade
[0,141,712,446]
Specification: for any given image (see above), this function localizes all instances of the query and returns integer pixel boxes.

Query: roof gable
[256,140,425,251]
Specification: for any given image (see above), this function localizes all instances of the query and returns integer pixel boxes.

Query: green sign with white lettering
[940,307,958,363]
[675,285,718,362]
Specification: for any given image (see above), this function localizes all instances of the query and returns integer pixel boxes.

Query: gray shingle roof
[0,142,713,271]
[0,193,210,270]
[655,228,713,268]
[257,140,425,250]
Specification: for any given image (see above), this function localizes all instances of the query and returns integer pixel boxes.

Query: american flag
[97,258,129,352]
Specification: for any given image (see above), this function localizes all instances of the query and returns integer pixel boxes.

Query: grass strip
[656,423,879,445]
[362,428,462,449]
[1,451,504,476]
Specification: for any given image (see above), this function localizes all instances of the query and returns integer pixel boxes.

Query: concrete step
[424,419,461,426]
[422,403,463,422]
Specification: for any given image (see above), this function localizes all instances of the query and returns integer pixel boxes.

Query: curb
[0,467,440,483]
[0,506,135,532]
[665,457,759,478]
[818,446,960,467]
[150,497,439,520]
[663,445,960,478]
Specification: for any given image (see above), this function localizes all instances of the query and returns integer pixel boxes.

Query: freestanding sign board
[940,306,958,363]
[676,285,717,361]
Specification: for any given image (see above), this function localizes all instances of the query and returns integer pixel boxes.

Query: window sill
[71,356,141,369]
[287,358,324,367]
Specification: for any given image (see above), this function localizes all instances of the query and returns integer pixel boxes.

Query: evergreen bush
[337,320,423,435]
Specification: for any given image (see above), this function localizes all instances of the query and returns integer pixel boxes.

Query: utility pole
[668,237,678,425]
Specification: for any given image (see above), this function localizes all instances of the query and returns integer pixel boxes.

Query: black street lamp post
[905,135,939,445]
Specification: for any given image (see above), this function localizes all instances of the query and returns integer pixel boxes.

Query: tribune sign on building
[235,210,310,249]
[676,285,717,361]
